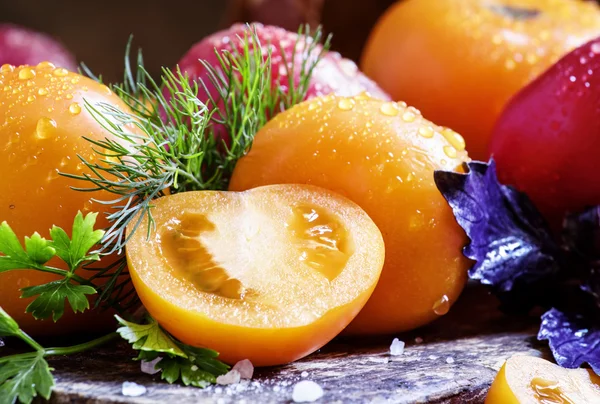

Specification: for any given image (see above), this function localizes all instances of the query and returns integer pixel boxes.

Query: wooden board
[36,285,549,403]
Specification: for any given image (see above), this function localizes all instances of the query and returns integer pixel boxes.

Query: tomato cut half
[126,184,385,366]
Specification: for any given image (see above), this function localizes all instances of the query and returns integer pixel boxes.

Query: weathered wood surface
[43,285,547,403]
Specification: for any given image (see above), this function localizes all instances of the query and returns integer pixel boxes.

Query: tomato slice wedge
[126,184,385,366]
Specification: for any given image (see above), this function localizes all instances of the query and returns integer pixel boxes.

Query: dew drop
[307,102,320,111]
[380,102,399,117]
[66,94,73,100]
[0,64,14,73]
[433,295,450,315]
[569,75,576,83]
[82,199,94,212]
[441,128,466,151]
[3,85,11,92]
[69,102,82,115]
[46,169,60,182]
[337,98,355,111]
[27,95,35,103]
[443,145,457,158]
[60,156,71,167]
[70,77,80,84]
[35,117,57,140]
[592,42,600,54]
[402,110,416,122]
[418,126,434,138]
[18,67,36,80]
[37,61,55,69]
[37,88,48,96]
[354,91,372,101]
[53,67,69,77]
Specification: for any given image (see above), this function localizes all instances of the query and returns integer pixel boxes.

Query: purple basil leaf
[434,160,560,292]
[539,308,600,374]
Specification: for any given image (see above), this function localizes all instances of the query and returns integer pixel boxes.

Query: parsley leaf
[0,307,19,337]
[0,352,53,404]
[21,281,96,322]
[49,212,104,271]
[0,212,103,322]
[116,315,229,387]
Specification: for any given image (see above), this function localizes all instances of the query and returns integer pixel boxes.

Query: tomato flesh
[126,184,385,366]
[486,356,600,403]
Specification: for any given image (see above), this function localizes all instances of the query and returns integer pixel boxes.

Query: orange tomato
[0,63,135,335]
[361,0,600,160]
[126,185,385,366]
[229,94,471,335]
[486,356,600,403]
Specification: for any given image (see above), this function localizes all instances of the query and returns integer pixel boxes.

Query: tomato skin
[127,185,384,366]
[229,94,471,335]
[491,37,600,226]
[361,0,600,160]
[0,63,134,335]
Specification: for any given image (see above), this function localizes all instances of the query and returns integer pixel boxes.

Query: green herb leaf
[115,316,186,357]
[0,352,53,404]
[0,223,55,271]
[0,307,20,337]
[49,212,104,272]
[115,316,229,387]
[21,280,97,322]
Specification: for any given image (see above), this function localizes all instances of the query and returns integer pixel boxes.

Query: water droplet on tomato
[402,110,416,122]
[592,43,600,54]
[443,145,457,159]
[354,91,372,101]
[418,126,434,138]
[38,87,48,96]
[47,168,60,182]
[18,67,35,80]
[69,102,82,115]
[337,98,355,111]
[37,61,55,69]
[53,67,69,77]
[26,95,35,103]
[433,295,450,315]
[380,102,399,117]
[60,156,71,167]
[35,117,57,140]
[0,64,14,73]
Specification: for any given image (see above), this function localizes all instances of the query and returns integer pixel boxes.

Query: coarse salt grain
[389,338,405,356]
[446,357,455,364]
[217,369,241,385]
[140,357,162,375]
[301,371,309,378]
[292,380,324,402]
[232,359,254,379]
[121,381,147,397]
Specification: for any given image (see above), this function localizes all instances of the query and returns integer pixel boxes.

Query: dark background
[0,0,397,82]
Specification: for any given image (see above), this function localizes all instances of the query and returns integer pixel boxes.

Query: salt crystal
[140,357,162,375]
[389,338,405,356]
[217,369,241,385]
[414,337,423,344]
[214,387,223,394]
[121,382,147,397]
[273,385,281,392]
[301,371,309,378]
[292,380,324,403]
[232,359,254,379]
[446,357,455,364]
[428,355,439,360]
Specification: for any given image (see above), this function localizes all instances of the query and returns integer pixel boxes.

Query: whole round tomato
[0,63,134,335]
[127,185,385,366]
[229,94,471,335]
[361,0,600,160]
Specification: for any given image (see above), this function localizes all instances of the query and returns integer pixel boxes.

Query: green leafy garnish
[0,212,103,321]
[0,307,117,404]
[116,316,229,387]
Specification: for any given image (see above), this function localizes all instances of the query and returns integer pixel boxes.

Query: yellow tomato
[361,0,600,160]
[126,185,385,366]
[229,94,471,335]
[0,62,135,335]
[486,356,600,403]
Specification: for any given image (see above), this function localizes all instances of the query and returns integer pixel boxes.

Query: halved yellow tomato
[486,356,600,403]
[229,93,471,335]
[126,184,385,366]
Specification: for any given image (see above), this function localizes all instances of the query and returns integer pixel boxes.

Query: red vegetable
[0,24,76,71]
[490,37,600,225]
